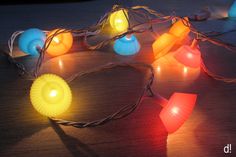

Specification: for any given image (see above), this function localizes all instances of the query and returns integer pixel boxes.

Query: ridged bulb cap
[30,74,72,117]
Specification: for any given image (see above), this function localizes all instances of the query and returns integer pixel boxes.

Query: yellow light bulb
[49,89,58,97]
[30,74,72,117]
[109,9,129,33]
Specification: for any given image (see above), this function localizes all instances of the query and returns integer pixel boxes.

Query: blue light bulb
[228,0,236,19]
[18,28,46,56]
[114,35,140,56]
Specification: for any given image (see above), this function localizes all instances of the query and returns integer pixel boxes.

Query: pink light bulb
[159,93,197,133]
[174,45,201,68]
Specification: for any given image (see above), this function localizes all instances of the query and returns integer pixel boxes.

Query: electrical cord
[5,5,236,83]
[50,62,155,128]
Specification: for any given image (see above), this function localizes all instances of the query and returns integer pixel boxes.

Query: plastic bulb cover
[228,0,236,18]
[46,29,73,57]
[19,28,46,56]
[110,9,129,33]
[114,35,140,56]
[160,93,197,133]
[169,17,190,42]
[30,74,72,117]
[174,45,201,68]
[152,33,177,59]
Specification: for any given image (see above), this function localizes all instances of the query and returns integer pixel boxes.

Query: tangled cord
[169,17,236,83]
[6,5,172,78]
[5,5,236,82]
[50,62,155,128]
[4,4,236,128]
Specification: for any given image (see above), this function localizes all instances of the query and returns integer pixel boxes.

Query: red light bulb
[157,93,197,133]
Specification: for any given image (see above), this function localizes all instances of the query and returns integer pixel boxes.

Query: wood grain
[0,1,236,157]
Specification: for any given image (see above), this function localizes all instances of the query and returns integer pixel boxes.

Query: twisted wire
[50,62,155,128]
[176,17,236,83]
[200,58,236,83]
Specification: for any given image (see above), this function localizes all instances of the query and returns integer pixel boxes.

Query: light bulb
[171,106,179,115]
[152,33,177,59]
[174,45,201,68]
[110,9,129,33]
[155,92,197,133]
[169,17,190,42]
[46,29,73,57]
[49,89,58,97]
[53,37,60,44]
[18,28,46,56]
[114,34,140,56]
[30,74,72,117]
[187,52,193,59]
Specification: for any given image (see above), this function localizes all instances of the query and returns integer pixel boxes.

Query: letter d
[224,144,230,154]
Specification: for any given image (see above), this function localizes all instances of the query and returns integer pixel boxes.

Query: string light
[113,34,140,55]
[30,74,72,117]
[109,9,129,33]
[5,4,236,134]
[152,33,177,59]
[174,45,201,68]
[169,17,190,42]
[157,93,197,133]
[46,29,73,57]
[18,28,46,56]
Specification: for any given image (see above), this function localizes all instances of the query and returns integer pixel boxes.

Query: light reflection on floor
[167,109,208,157]
[152,52,200,84]
[152,52,206,156]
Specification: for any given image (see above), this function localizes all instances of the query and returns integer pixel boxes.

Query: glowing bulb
[49,89,58,97]
[152,33,177,59]
[171,107,179,115]
[110,9,129,33]
[169,17,190,42]
[174,45,201,68]
[46,29,73,57]
[53,37,60,44]
[187,52,193,59]
[30,74,72,117]
[116,19,122,23]
[159,93,197,133]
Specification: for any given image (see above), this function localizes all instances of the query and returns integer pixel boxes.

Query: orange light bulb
[46,29,73,57]
[152,33,177,59]
[169,17,190,42]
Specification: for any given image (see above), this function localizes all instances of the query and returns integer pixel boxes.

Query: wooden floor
[0,1,236,157]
